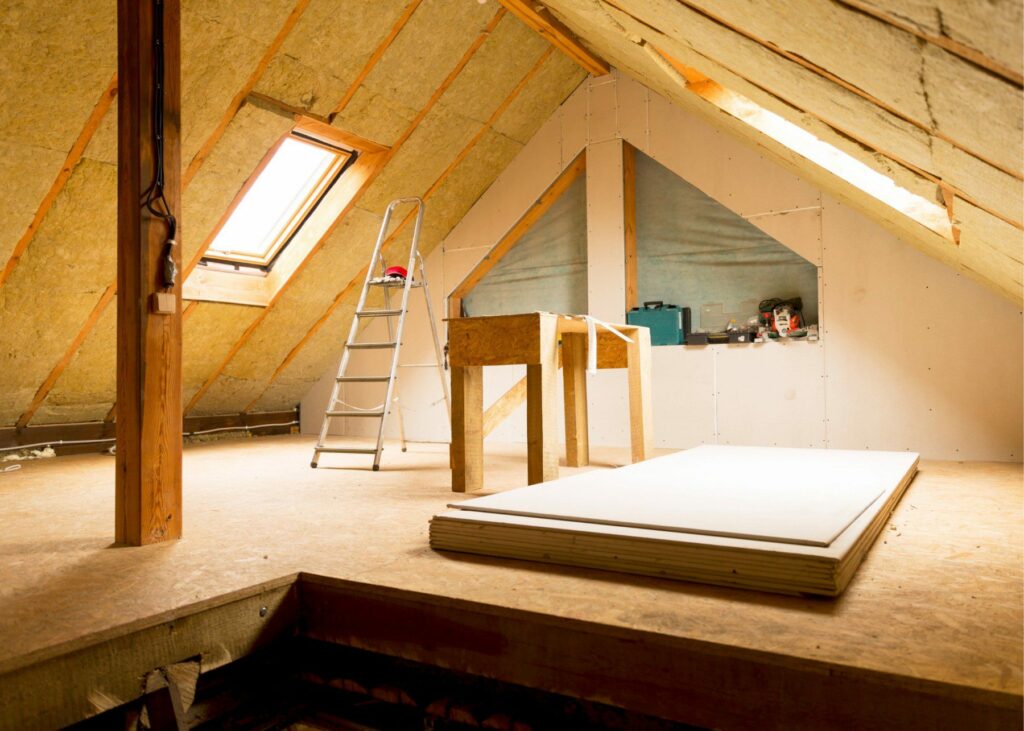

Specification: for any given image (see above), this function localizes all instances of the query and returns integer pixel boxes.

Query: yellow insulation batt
[1,0,588,427]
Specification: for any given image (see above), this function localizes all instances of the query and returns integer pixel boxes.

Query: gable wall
[304,72,1022,462]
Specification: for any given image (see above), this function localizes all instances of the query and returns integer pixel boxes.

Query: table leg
[527,322,559,484]
[561,332,589,467]
[627,327,654,463]
[451,365,483,492]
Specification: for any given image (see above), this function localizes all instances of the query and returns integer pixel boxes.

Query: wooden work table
[447,312,653,492]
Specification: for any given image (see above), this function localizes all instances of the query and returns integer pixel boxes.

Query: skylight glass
[204,135,351,267]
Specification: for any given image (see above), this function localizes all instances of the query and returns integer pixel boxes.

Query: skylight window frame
[200,130,357,271]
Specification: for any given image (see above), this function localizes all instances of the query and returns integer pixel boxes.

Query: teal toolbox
[626,301,691,345]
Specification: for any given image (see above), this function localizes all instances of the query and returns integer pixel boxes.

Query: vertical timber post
[116,0,183,545]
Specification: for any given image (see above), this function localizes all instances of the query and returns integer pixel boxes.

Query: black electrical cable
[140,0,178,290]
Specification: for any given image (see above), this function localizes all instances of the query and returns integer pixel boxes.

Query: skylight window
[203,133,354,269]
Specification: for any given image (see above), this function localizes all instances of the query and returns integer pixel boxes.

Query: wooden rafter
[187,7,507,415]
[15,285,117,429]
[498,0,609,76]
[0,74,118,292]
[449,152,587,318]
[648,42,1022,232]
[240,46,559,413]
[331,0,423,117]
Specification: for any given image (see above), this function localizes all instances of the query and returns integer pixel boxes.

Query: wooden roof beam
[499,0,609,76]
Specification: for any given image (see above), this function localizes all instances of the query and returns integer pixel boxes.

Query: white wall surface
[303,71,1023,462]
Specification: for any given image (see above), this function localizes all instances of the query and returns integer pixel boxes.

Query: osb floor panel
[0,435,1020,701]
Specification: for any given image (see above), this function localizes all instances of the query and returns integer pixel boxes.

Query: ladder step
[325,409,385,417]
[315,446,379,454]
[336,376,391,383]
[369,279,423,288]
[356,309,403,317]
[346,341,397,349]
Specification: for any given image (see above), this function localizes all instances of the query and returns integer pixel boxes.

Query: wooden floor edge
[1,572,1018,729]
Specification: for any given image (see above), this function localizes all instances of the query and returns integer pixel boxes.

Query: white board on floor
[449,445,916,547]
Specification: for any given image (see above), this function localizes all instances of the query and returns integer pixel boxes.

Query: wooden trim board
[431,445,920,596]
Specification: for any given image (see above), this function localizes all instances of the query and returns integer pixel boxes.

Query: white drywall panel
[616,72,649,152]
[747,206,823,266]
[585,138,626,321]
[821,195,1022,461]
[715,342,828,449]
[560,82,589,163]
[588,76,618,143]
[646,345,716,449]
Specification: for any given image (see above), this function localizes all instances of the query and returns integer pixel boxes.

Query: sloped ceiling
[0,0,586,426]
[539,0,1023,304]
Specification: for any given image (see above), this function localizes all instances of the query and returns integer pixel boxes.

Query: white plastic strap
[581,315,632,376]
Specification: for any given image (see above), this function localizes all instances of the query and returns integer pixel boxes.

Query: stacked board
[430,445,919,596]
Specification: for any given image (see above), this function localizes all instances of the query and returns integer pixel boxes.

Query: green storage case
[626,302,691,346]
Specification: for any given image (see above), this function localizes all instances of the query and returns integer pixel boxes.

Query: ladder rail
[380,243,408,458]
[313,202,399,467]
[372,198,425,470]
[417,251,452,422]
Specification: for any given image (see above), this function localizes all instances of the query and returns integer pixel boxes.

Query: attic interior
[0,0,1022,728]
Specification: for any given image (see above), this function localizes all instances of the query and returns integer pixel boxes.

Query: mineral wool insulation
[2,0,585,426]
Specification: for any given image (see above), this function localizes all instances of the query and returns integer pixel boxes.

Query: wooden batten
[115,0,183,545]
[498,0,609,76]
[330,0,423,117]
[0,74,118,292]
[622,141,638,311]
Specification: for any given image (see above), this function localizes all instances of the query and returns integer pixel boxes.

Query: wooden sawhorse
[447,312,653,492]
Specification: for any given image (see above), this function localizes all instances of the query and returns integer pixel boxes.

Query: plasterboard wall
[303,71,1023,462]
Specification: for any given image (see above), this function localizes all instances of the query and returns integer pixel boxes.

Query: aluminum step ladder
[311,197,451,471]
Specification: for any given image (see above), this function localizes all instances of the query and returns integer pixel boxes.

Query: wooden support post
[561,333,589,467]
[451,366,483,492]
[526,317,559,484]
[626,328,653,463]
[623,142,638,312]
[116,0,183,545]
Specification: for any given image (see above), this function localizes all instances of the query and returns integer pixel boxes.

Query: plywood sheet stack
[430,446,919,596]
